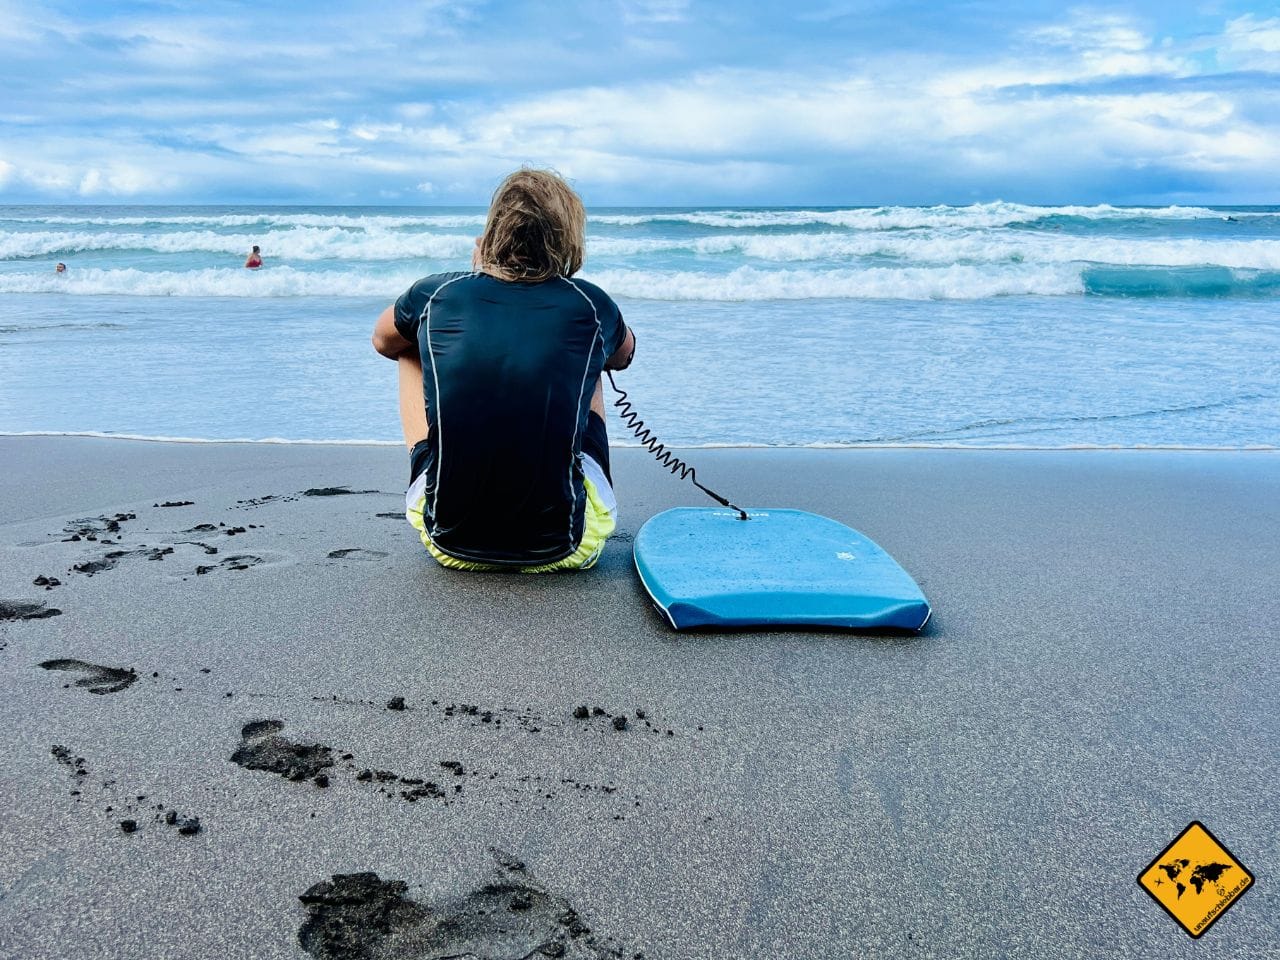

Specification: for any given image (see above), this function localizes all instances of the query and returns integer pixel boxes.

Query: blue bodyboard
[633,508,930,631]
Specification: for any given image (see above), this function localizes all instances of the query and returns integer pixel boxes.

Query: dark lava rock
[572,706,589,720]
[156,501,195,507]
[401,782,445,802]
[177,817,202,836]
[33,575,62,589]
[1,601,61,621]
[302,487,378,497]
[39,659,137,695]
[231,719,334,782]
[50,745,88,777]
[612,716,628,732]
[241,719,284,739]
[386,696,406,711]
[120,819,138,833]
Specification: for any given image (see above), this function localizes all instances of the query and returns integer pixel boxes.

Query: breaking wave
[2,201,1272,233]
[4,262,1276,300]
[0,266,417,297]
[0,227,477,262]
[6,228,1279,273]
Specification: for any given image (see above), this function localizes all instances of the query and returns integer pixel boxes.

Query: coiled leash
[605,370,749,521]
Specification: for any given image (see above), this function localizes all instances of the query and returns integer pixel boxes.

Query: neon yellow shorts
[404,454,616,573]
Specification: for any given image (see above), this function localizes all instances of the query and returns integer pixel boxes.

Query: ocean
[1,202,1277,448]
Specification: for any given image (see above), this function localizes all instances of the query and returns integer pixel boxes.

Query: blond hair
[476,169,586,282]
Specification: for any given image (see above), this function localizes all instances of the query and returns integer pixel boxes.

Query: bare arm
[372,304,416,359]
[604,325,635,371]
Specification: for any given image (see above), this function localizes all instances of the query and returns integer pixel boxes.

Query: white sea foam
[590,202,1262,230]
[0,430,401,445]
[0,263,1084,299]
[2,202,1269,232]
[0,212,487,229]
[9,225,1279,272]
[0,227,476,261]
[588,233,1280,270]
[0,266,421,297]
[582,264,1085,300]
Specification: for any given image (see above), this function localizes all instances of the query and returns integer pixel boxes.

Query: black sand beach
[1,436,1277,958]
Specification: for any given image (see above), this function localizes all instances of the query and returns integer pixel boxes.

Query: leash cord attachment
[605,371,748,520]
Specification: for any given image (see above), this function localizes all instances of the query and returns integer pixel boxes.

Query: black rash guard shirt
[394,271,627,566]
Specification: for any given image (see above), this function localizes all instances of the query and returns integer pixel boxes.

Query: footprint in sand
[326,548,388,561]
[194,554,265,575]
[297,848,628,960]
[231,487,387,512]
[1,600,62,621]
[59,513,137,543]
[39,659,138,694]
[72,546,174,576]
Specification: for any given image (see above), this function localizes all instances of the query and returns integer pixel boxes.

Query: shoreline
[4,430,1279,453]
[2,436,1276,957]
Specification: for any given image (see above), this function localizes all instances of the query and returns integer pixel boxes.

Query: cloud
[0,3,1276,203]
[1029,11,1152,53]
[620,0,691,24]
[1219,14,1280,69]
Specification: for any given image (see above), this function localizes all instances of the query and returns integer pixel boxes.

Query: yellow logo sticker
[1137,822,1254,938]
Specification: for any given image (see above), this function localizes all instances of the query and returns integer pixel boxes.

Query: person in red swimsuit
[244,245,262,269]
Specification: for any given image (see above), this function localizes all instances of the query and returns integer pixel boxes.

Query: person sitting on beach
[372,168,635,571]
[244,245,262,269]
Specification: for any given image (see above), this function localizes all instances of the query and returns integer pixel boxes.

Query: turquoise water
[0,203,1277,447]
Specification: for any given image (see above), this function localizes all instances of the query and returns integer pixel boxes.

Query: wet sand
[1,436,1277,958]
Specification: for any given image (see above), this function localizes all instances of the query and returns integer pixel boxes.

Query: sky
[0,1,1277,205]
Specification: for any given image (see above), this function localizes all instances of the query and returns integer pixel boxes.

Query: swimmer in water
[55,262,66,274]
[245,245,263,269]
